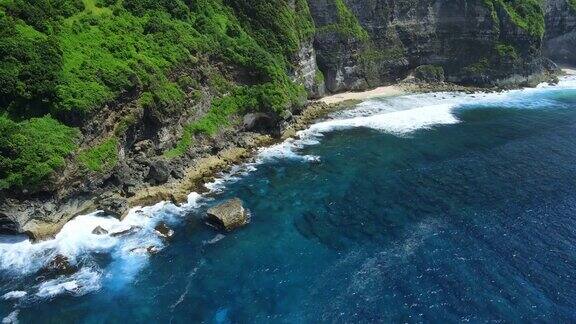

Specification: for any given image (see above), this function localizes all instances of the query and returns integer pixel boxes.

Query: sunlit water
[2,78,576,323]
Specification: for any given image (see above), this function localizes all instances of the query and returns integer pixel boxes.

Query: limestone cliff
[310,0,552,91]
[544,0,576,65]
[0,0,566,239]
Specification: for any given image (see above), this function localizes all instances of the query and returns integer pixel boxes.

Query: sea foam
[0,192,205,300]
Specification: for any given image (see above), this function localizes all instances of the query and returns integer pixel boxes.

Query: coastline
[126,70,575,216]
[7,71,573,241]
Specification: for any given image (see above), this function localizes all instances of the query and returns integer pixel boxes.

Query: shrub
[496,43,519,60]
[484,0,545,39]
[0,115,79,190]
[0,11,62,118]
[77,137,119,172]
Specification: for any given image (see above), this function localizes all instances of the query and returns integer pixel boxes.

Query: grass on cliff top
[1,0,312,120]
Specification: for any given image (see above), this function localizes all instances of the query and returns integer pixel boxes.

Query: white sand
[317,85,404,105]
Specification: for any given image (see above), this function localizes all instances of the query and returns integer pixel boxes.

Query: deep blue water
[2,81,576,322]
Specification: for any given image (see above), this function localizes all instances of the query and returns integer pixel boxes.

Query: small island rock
[41,254,77,277]
[92,226,108,235]
[206,198,249,231]
[154,222,174,239]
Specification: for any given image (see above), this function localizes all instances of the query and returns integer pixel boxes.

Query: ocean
[1,77,576,323]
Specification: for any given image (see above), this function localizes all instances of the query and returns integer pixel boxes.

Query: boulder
[110,225,141,237]
[91,226,108,235]
[130,246,160,255]
[206,198,249,231]
[95,193,128,219]
[0,213,19,235]
[41,254,77,277]
[146,158,170,185]
[154,222,174,239]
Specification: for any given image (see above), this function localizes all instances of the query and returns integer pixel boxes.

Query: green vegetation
[0,115,79,190]
[318,0,368,40]
[484,0,545,39]
[77,137,119,172]
[463,58,491,75]
[228,0,315,59]
[0,0,315,187]
[496,43,519,60]
[315,70,325,84]
[569,0,576,12]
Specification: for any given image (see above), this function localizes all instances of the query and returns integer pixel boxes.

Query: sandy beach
[317,85,404,105]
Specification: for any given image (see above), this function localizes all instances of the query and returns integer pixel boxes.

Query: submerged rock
[91,226,108,235]
[130,246,160,255]
[110,226,141,237]
[206,198,249,231]
[154,222,174,239]
[41,254,77,278]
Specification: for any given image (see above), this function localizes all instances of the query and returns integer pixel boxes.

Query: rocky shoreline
[0,72,565,241]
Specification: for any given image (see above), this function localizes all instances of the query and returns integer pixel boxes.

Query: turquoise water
[2,79,576,322]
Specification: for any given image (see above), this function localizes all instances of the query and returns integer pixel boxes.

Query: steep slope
[544,0,576,65]
[309,0,550,92]
[0,0,562,238]
[0,0,322,237]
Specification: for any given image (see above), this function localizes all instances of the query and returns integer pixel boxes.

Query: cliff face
[544,0,576,65]
[310,0,550,91]
[0,0,564,239]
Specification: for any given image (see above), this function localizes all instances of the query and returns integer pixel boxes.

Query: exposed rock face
[95,193,128,219]
[293,39,326,98]
[110,225,141,237]
[92,226,108,235]
[146,158,170,185]
[309,0,550,90]
[0,213,18,235]
[243,113,278,133]
[206,198,249,231]
[414,65,445,83]
[154,222,174,239]
[544,0,576,65]
[40,255,77,278]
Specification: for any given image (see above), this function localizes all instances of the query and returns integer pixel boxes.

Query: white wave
[1,310,18,324]
[308,103,459,135]
[36,267,101,298]
[203,234,226,245]
[0,194,206,300]
[257,136,321,163]
[1,291,26,301]
[256,75,576,163]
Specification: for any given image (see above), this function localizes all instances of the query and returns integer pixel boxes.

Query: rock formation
[544,0,576,65]
[206,198,250,231]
